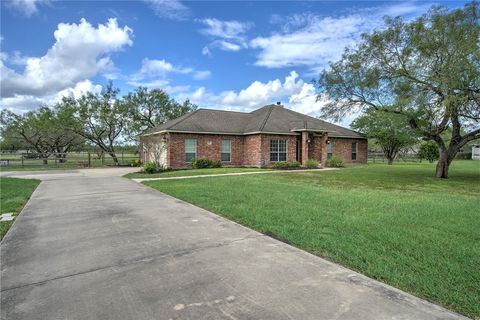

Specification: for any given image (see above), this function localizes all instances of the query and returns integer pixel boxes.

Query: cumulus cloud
[5,0,50,17]
[252,2,432,70]
[175,71,317,112]
[1,80,103,113]
[145,0,190,20]
[198,18,252,54]
[1,18,132,99]
[0,18,132,113]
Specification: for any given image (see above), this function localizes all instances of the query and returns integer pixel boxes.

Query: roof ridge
[258,105,275,132]
[198,108,249,115]
[165,109,201,130]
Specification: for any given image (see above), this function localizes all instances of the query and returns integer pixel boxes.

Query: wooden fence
[0,150,138,169]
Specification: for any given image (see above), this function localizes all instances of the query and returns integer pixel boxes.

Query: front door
[296,138,302,162]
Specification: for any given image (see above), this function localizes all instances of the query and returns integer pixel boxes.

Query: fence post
[102,152,105,166]
[88,152,91,168]
[21,153,24,168]
[122,150,124,165]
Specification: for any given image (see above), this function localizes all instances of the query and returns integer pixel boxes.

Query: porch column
[320,132,329,167]
[301,131,309,166]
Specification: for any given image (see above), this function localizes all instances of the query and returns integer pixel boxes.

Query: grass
[0,177,40,239]
[125,167,273,179]
[144,160,480,318]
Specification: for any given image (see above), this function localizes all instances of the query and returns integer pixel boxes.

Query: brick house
[139,104,367,168]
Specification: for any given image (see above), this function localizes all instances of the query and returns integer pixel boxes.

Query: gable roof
[141,104,366,139]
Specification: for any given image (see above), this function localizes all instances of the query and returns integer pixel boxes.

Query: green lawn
[0,177,40,239]
[125,167,273,179]
[144,161,480,318]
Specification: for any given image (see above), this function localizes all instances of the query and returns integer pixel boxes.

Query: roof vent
[276,101,281,105]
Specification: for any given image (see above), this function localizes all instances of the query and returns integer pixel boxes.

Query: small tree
[60,83,130,166]
[352,110,417,164]
[124,87,197,138]
[317,2,479,178]
[419,141,440,163]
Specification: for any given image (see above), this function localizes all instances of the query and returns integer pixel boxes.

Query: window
[270,139,287,162]
[185,139,196,162]
[221,140,231,162]
[327,141,333,159]
[351,141,357,161]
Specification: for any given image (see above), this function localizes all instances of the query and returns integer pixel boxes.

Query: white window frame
[351,141,358,161]
[327,140,334,159]
[221,140,231,162]
[185,138,197,162]
[270,139,287,162]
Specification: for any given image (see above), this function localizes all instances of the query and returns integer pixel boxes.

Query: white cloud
[198,18,252,39]
[198,18,252,53]
[145,0,190,20]
[1,80,103,113]
[193,70,211,80]
[202,46,212,57]
[175,71,353,126]
[252,3,432,70]
[5,0,49,17]
[1,18,132,113]
[55,80,102,101]
[176,71,309,111]
[1,18,132,99]
[129,58,211,87]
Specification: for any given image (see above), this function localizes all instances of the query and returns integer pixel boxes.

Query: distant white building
[472,146,480,160]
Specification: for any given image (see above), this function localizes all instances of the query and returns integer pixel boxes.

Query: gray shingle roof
[141,105,365,139]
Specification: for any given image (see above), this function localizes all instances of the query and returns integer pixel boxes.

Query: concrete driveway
[1,168,468,320]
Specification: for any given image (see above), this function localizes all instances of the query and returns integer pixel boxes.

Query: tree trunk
[387,157,394,165]
[109,152,119,166]
[435,157,449,178]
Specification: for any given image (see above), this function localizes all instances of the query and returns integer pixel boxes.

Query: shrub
[273,161,301,169]
[143,161,160,174]
[190,159,222,169]
[327,155,344,167]
[419,141,439,163]
[131,159,142,167]
[305,159,319,169]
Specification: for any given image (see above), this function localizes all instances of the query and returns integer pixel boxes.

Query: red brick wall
[329,138,367,164]
[167,133,245,168]
[243,135,262,167]
[141,133,367,168]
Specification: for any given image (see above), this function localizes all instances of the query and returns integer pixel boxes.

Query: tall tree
[124,87,197,137]
[0,107,83,164]
[61,83,130,165]
[351,110,417,164]
[317,2,479,178]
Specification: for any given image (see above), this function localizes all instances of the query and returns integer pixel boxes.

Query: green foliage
[352,110,417,164]
[419,141,440,163]
[272,161,301,169]
[124,87,197,138]
[305,159,319,169]
[327,155,345,168]
[131,159,142,167]
[143,161,161,174]
[327,155,345,167]
[0,107,83,158]
[190,159,222,169]
[318,2,480,177]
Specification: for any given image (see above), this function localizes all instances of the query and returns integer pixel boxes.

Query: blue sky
[0,0,466,125]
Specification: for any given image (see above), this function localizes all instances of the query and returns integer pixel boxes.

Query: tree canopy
[351,110,417,164]
[318,2,479,178]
